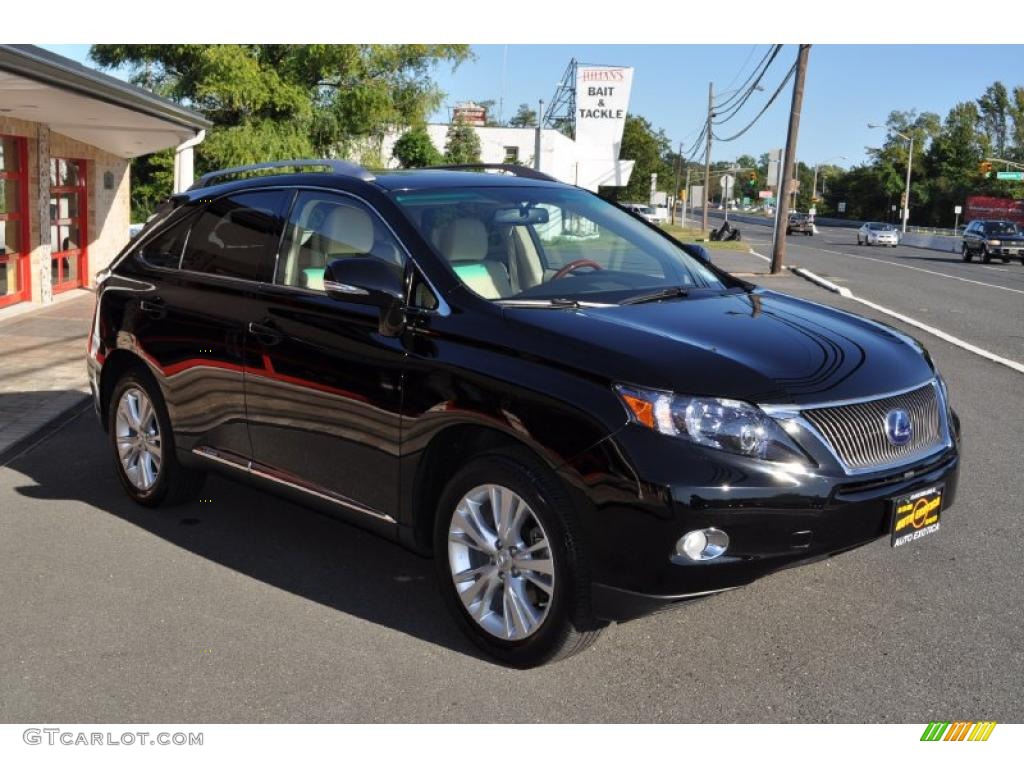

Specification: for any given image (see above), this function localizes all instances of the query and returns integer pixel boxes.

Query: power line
[719,44,759,93]
[714,45,778,113]
[712,60,797,143]
[713,45,783,126]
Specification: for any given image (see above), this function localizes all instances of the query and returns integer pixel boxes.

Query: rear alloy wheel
[114,386,162,492]
[108,370,205,507]
[434,451,603,667]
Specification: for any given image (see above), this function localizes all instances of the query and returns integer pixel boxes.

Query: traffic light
[980,161,993,177]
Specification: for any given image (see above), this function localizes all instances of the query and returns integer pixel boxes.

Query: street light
[812,155,846,202]
[869,123,913,233]
[702,83,765,232]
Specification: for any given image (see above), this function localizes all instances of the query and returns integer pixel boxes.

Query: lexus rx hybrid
[88,160,961,667]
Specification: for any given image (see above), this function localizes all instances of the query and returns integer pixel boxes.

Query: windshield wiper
[497,297,614,309]
[620,286,690,305]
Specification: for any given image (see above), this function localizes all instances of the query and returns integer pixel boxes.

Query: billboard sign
[965,196,1024,225]
[573,65,635,190]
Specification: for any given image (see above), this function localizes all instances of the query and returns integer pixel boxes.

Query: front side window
[179,190,290,281]
[393,185,726,303]
[275,191,406,292]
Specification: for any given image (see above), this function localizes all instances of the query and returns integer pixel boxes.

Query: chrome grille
[802,383,944,470]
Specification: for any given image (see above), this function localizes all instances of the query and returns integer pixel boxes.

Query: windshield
[392,186,727,303]
[983,221,1019,235]
[867,222,895,231]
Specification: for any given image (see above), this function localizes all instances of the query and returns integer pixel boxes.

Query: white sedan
[857,222,899,247]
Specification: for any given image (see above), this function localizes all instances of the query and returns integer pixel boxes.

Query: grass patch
[660,223,751,252]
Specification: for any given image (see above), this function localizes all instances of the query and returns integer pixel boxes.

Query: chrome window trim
[761,378,953,477]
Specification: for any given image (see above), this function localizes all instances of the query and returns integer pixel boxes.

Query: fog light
[676,528,729,561]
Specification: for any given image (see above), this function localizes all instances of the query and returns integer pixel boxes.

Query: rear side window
[137,215,192,269]
[180,190,290,281]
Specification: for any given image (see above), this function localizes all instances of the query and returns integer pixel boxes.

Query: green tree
[508,103,537,128]
[443,116,482,164]
[977,81,1011,158]
[89,44,471,218]
[604,115,672,203]
[392,125,442,168]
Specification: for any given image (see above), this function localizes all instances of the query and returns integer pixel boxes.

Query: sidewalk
[0,290,95,462]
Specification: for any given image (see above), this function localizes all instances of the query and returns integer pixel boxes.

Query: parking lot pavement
[1,272,1022,723]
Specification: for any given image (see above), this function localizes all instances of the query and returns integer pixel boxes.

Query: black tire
[785,228,792,235]
[107,369,205,507]
[981,246,991,264]
[1001,257,1010,263]
[857,237,862,245]
[433,449,603,667]
[962,245,972,262]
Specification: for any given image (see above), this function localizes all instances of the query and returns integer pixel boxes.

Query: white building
[378,62,637,193]
[379,124,634,192]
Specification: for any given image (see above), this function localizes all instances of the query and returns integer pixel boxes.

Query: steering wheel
[551,259,603,281]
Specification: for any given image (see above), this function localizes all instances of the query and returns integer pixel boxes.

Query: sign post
[954,204,962,232]
[995,171,1024,181]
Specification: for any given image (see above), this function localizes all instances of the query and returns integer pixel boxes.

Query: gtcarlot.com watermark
[23,728,203,747]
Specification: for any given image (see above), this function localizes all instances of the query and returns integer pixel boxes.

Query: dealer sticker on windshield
[891,485,943,548]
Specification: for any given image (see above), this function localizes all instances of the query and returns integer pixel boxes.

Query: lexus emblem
[885,409,913,446]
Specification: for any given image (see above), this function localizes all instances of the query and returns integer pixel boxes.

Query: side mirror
[324,257,405,336]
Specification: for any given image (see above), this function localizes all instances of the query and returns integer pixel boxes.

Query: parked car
[620,202,657,223]
[88,160,960,667]
[786,212,814,236]
[961,220,1024,264]
[857,222,899,247]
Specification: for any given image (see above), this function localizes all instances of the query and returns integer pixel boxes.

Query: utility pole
[702,81,714,233]
[673,142,682,225]
[683,166,692,228]
[771,44,811,275]
[534,99,544,172]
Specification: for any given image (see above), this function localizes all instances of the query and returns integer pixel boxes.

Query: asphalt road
[1,246,1022,723]
[712,213,1024,364]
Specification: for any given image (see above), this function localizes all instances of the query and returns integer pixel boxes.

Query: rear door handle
[139,299,166,319]
[248,322,282,346]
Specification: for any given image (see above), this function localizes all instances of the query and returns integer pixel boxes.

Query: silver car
[857,222,899,247]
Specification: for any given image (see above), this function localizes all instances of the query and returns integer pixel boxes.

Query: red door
[50,157,88,293]
[0,135,30,309]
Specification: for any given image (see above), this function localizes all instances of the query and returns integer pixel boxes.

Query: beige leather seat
[438,217,512,299]
[300,205,375,290]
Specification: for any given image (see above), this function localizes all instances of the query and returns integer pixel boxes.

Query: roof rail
[425,164,560,183]
[192,159,375,189]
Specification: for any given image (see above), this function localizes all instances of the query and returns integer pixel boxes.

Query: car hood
[985,233,1024,241]
[502,289,935,406]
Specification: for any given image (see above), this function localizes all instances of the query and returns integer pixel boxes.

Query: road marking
[804,246,1024,296]
[789,267,1024,375]
[748,249,771,263]
[981,265,1009,272]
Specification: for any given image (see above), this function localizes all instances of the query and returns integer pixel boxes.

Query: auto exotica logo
[920,721,997,741]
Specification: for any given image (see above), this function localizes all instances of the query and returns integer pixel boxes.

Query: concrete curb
[789,267,854,298]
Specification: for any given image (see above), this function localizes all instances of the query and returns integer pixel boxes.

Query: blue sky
[44,44,1024,168]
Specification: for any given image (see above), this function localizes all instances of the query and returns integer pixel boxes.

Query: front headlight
[986,239,1002,246]
[615,384,810,464]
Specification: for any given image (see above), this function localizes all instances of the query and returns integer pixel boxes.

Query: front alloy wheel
[434,451,603,667]
[115,387,162,490]
[447,484,554,640]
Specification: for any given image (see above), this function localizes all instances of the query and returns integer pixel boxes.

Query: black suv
[88,160,961,667]
[961,219,1024,264]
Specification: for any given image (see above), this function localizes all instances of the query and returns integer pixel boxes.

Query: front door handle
[248,321,282,346]
[139,299,166,319]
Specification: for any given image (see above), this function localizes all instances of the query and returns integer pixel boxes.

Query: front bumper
[585,422,960,622]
